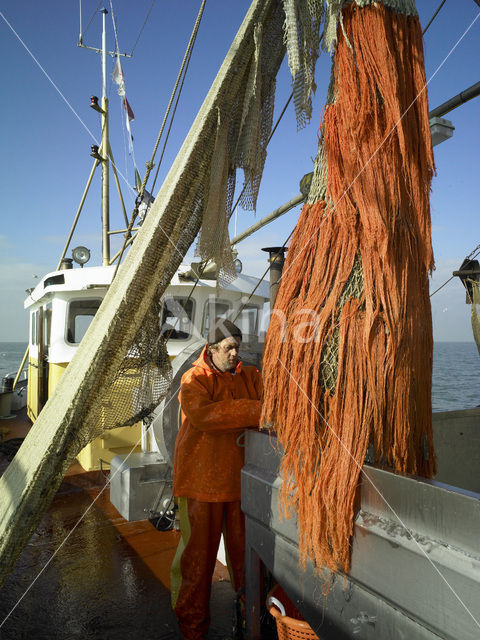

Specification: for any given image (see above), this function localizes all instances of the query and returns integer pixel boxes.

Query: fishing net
[282,0,324,128]
[198,6,285,282]
[261,0,437,575]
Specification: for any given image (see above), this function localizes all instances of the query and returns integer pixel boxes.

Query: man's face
[210,336,241,372]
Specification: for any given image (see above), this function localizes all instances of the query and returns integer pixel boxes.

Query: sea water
[0,341,478,412]
[0,342,28,381]
[431,341,480,412]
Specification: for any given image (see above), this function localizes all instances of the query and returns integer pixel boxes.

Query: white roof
[24,263,270,309]
[24,266,115,309]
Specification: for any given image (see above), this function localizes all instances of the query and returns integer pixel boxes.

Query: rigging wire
[422,0,448,36]
[79,0,103,42]
[430,275,455,298]
[130,0,156,56]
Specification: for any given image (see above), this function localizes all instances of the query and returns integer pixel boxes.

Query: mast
[73,7,132,269]
[101,7,110,266]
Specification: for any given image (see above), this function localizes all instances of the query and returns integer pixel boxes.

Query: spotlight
[72,246,91,267]
[234,258,243,274]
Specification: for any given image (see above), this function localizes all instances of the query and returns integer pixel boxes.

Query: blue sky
[0,1,479,342]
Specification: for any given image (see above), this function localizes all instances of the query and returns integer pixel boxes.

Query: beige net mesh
[282,0,324,128]
[197,4,285,282]
[89,304,172,441]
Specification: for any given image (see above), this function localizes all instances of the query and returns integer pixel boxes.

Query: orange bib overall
[171,347,261,639]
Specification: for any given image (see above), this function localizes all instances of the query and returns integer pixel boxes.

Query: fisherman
[170,317,262,640]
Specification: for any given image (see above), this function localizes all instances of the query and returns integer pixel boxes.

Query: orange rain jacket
[173,346,262,502]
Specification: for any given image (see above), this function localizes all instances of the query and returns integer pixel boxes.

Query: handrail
[11,347,29,392]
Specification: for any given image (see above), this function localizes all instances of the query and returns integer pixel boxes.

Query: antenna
[79,0,82,45]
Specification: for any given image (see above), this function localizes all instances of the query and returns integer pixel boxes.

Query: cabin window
[44,274,65,288]
[31,310,39,346]
[44,303,52,347]
[161,297,195,340]
[202,299,232,338]
[66,299,102,344]
[235,305,258,336]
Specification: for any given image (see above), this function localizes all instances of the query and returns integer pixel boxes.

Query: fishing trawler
[1,2,479,639]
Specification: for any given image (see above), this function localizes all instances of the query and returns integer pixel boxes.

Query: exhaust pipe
[262,247,287,310]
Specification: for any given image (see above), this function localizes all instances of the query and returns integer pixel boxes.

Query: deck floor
[0,410,236,639]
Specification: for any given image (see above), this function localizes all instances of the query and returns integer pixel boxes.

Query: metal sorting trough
[242,429,480,640]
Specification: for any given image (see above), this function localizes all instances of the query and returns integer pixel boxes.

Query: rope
[149,26,197,195]
[130,0,156,56]
[422,0,448,36]
[140,0,207,199]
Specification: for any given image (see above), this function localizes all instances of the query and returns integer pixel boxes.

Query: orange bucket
[267,585,320,640]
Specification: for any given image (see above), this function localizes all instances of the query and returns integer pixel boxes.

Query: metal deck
[0,433,236,640]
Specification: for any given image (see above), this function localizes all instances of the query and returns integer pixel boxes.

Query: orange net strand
[261,2,436,575]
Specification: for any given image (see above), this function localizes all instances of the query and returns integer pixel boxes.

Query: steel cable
[130,0,156,56]
[422,0,448,36]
